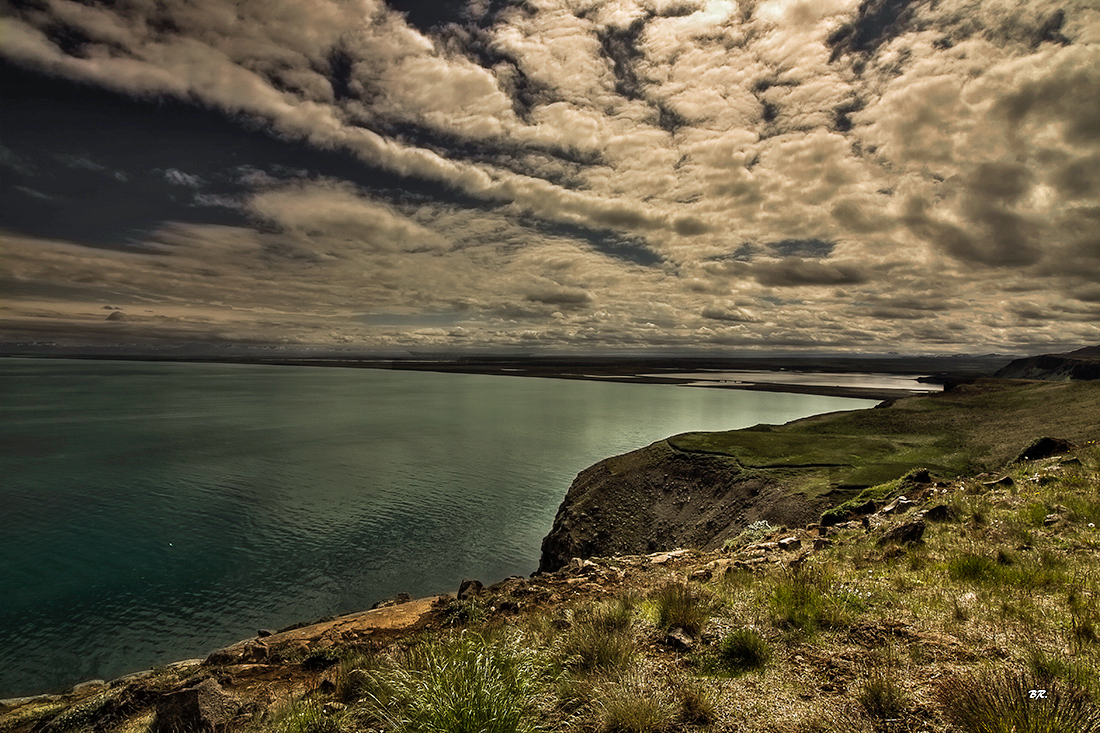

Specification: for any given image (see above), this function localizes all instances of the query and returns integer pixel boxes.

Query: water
[0,358,876,696]
[645,370,943,392]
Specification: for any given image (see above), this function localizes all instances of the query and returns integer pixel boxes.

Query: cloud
[1,0,1098,352]
[163,168,204,187]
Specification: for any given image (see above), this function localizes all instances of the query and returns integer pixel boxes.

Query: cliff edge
[539,378,1100,572]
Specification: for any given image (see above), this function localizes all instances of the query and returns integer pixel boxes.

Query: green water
[0,358,875,696]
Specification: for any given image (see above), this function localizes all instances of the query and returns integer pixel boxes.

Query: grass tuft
[557,616,636,676]
[598,673,675,733]
[651,583,711,636]
[937,668,1100,733]
[710,628,770,676]
[770,565,844,633]
[362,632,540,733]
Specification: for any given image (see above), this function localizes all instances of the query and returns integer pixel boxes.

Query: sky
[1,0,1098,355]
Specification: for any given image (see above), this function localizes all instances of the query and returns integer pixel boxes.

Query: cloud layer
[1,0,1098,352]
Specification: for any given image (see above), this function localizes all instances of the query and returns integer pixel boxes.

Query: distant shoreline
[0,351,1006,401]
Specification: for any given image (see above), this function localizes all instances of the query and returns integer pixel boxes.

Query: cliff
[539,378,1100,572]
[993,344,1100,380]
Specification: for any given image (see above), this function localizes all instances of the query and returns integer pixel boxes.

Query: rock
[1061,457,1084,467]
[665,627,695,651]
[323,702,346,716]
[812,537,831,551]
[1014,437,1074,463]
[105,311,127,321]
[877,520,925,546]
[881,496,916,515]
[257,629,274,637]
[155,678,241,733]
[457,579,484,600]
[371,592,412,609]
[983,475,1014,487]
[690,568,712,581]
[922,504,953,522]
[1043,513,1066,527]
[778,536,802,551]
[69,679,107,694]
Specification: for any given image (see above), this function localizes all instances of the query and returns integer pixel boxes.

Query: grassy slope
[668,379,1099,500]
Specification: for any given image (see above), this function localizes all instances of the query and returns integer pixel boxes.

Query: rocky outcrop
[537,441,823,573]
[155,678,241,733]
[993,345,1100,381]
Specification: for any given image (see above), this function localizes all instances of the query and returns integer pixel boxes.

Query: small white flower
[1090,523,1096,529]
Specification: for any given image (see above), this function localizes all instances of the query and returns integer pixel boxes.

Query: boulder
[1014,437,1074,463]
[155,678,241,733]
[877,520,925,546]
[457,579,484,600]
[922,504,953,522]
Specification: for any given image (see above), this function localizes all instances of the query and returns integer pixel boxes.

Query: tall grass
[363,633,541,733]
[770,566,844,633]
[598,672,675,733]
[652,583,711,635]
[937,668,1100,733]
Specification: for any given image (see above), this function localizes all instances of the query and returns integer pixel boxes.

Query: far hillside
[994,344,1100,381]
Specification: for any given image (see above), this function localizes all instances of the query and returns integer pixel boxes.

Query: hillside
[540,379,1099,572]
[3,443,1099,732]
[994,345,1100,381]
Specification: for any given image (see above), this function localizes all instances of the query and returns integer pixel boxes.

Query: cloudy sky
[1,0,1098,354]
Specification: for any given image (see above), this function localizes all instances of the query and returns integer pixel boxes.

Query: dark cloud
[828,0,922,62]
[751,258,870,287]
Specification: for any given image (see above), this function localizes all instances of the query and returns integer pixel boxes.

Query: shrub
[652,583,711,635]
[724,520,777,550]
[363,633,540,733]
[937,668,1100,733]
[711,628,770,676]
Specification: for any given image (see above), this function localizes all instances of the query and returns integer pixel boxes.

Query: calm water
[647,370,943,392]
[0,359,875,696]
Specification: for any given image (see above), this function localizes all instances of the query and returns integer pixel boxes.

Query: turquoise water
[0,359,875,696]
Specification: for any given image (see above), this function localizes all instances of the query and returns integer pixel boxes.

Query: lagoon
[0,358,875,696]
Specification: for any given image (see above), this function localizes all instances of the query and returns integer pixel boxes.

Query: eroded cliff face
[993,345,1100,381]
[537,441,822,573]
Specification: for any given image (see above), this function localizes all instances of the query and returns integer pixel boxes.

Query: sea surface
[0,358,876,697]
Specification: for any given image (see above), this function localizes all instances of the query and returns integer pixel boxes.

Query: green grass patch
[707,628,771,676]
[770,565,846,633]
